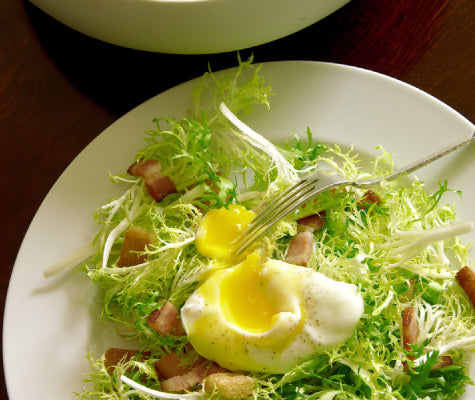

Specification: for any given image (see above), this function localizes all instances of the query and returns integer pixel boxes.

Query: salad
[48,57,475,399]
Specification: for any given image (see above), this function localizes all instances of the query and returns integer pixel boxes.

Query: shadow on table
[21,0,370,117]
[23,0,450,117]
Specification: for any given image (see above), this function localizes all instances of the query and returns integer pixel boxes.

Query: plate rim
[4,60,475,399]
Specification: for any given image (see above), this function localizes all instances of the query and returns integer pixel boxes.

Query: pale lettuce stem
[438,335,475,355]
[94,263,149,276]
[415,335,475,366]
[372,291,394,316]
[99,185,136,249]
[120,375,202,399]
[336,359,372,386]
[180,185,205,204]
[309,391,343,400]
[219,102,299,186]
[417,303,446,343]
[381,222,473,250]
[154,236,195,253]
[43,185,144,278]
[386,221,473,267]
[236,190,263,203]
[102,189,142,269]
[42,239,95,278]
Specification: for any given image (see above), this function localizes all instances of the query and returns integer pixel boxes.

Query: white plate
[3,61,475,399]
[28,0,350,54]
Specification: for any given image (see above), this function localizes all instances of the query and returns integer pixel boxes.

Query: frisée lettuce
[68,57,475,400]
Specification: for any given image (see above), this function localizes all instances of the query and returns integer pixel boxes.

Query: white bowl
[28,0,351,54]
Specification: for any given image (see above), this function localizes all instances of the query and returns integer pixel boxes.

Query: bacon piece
[127,159,161,177]
[432,355,453,370]
[161,365,207,393]
[402,307,454,371]
[154,352,194,380]
[117,226,154,267]
[358,190,381,209]
[204,373,254,399]
[286,230,314,266]
[147,175,178,203]
[147,300,184,336]
[104,348,139,375]
[128,159,177,202]
[455,266,475,309]
[401,306,453,371]
[161,366,204,392]
[297,211,326,232]
[402,306,419,360]
[161,360,228,393]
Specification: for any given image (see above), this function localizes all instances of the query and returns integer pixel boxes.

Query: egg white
[181,256,364,373]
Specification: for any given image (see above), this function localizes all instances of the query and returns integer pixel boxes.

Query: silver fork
[232,131,475,258]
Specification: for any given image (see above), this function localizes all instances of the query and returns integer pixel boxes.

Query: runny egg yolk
[195,204,255,260]
[181,254,364,373]
[219,254,291,333]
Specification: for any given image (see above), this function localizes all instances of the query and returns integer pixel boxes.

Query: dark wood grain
[0,0,473,397]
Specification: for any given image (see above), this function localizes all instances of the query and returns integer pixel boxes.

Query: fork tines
[232,175,325,258]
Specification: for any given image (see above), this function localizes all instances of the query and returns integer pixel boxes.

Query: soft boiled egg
[181,252,364,373]
[195,204,255,261]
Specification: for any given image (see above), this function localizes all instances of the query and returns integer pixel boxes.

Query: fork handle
[384,131,475,182]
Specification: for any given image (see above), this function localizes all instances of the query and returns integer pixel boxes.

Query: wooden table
[1,0,473,397]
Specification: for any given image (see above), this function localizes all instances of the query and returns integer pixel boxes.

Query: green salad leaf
[77,57,475,400]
